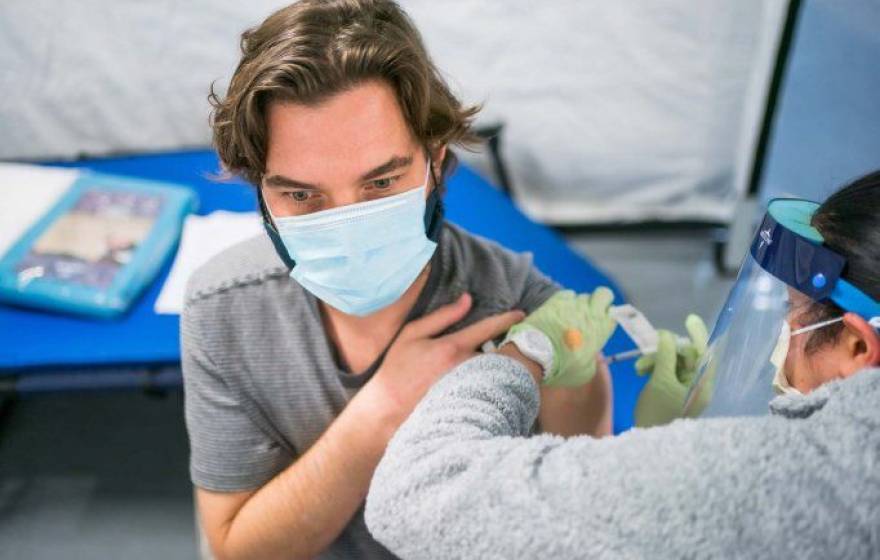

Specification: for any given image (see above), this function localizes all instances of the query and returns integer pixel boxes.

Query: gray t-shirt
[181,222,559,559]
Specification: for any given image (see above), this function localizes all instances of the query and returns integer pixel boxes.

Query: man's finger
[446,309,526,351]
[403,293,472,340]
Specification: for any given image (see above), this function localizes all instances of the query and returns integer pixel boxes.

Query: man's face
[262,79,435,218]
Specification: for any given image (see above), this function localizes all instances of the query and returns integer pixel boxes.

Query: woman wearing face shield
[364,171,880,559]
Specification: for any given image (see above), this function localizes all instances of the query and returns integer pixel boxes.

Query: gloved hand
[634,314,710,428]
[503,288,616,387]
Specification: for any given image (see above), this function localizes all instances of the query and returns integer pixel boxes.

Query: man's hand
[362,292,525,431]
[198,292,522,560]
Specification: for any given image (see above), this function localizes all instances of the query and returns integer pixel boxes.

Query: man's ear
[431,144,447,178]
[840,312,880,376]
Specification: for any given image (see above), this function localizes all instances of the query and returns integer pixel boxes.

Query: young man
[182,1,612,558]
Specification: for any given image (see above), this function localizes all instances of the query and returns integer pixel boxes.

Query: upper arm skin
[538,359,613,437]
[196,487,255,560]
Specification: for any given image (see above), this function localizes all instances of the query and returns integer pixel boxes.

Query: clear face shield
[683,199,880,418]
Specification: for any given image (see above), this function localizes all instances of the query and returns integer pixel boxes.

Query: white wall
[0,0,283,159]
[402,1,786,223]
[0,1,786,224]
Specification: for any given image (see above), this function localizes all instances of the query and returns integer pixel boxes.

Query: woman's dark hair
[802,169,880,352]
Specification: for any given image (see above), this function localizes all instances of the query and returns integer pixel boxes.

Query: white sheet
[154,211,263,315]
[0,163,80,258]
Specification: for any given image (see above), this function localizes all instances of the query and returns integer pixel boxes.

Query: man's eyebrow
[262,174,319,190]
[262,154,414,189]
[360,155,413,181]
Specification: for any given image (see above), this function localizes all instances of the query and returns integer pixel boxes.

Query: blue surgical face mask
[770,316,844,395]
[267,161,438,316]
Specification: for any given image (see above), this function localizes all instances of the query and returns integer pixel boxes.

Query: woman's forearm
[364,354,566,559]
[364,352,838,560]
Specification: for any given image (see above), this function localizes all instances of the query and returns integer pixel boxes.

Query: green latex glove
[633,314,710,428]
[506,287,616,387]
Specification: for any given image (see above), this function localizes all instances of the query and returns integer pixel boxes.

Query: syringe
[603,336,691,365]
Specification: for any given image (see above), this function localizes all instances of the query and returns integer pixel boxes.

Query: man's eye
[371,177,398,190]
[286,191,312,202]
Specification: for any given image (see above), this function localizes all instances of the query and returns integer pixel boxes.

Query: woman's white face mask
[770,317,844,395]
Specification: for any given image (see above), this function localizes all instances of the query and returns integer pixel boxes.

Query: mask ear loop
[423,145,441,196]
[256,178,297,269]
[423,146,445,242]
[792,315,880,336]
[791,316,844,337]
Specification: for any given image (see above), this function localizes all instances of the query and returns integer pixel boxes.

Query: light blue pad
[0,172,197,318]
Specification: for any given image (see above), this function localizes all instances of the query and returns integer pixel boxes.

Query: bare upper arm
[195,486,256,559]
[538,358,613,438]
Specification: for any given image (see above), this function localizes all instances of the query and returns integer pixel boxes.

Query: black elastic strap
[258,156,446,269]
[257,187,297,269]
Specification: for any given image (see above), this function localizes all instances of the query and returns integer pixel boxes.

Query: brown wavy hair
[209,0,481,187]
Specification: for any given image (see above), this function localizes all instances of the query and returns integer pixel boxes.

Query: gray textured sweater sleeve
[365,355,879,560]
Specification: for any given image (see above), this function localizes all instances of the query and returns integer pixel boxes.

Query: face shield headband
[752,199,880,326]
[682,199,880,418]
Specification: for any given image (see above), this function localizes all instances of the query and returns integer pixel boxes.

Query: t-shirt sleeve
[181,301,292,492]
[515,255,561,313]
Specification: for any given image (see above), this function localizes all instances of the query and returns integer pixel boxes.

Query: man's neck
[320,264,432,352]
